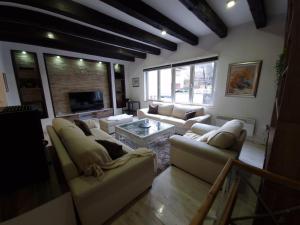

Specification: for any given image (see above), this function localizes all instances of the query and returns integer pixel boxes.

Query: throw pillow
[96,140,127,160]
[207,120,244,149]
[184,111,196,120]
[148,104,158,114]
[199,130,217,142]
[74,119,92,136]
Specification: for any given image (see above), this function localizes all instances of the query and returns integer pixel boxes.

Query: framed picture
[132,77,139,87]
[225,60,262,97]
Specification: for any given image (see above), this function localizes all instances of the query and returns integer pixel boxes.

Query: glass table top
[117,119,174,138]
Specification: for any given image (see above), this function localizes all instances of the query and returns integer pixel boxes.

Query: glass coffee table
[115,119,175,148]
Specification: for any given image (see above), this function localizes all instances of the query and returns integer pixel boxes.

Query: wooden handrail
[232,160,300,191]
[189,159,300,225]
[190,159,233,225]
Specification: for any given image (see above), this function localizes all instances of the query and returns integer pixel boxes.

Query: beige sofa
[47,119,155,225]
[169,121,246,184]
[137,102,211,134]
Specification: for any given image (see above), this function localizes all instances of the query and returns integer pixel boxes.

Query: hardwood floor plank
[108,167,215,225]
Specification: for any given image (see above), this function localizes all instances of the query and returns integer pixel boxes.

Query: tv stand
[56,108,113,121]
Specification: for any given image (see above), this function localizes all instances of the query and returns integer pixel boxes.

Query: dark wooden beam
[178,0,227,38]
[0,22,135,61]
[0,0,177,51]
[247,0,267,28]
[0,6,160,55]
[100,0,198,45]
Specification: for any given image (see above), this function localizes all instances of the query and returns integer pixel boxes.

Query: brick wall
[45,55,112,115]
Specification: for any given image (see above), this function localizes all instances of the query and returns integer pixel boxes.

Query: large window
[145,57,217,105]
[192,62,215,105]
[147,70,158,100]
[175,66,190,103]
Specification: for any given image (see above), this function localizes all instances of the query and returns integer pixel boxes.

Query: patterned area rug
[115,135,171,175]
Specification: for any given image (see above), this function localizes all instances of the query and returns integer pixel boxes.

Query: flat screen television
[69,91,104,113]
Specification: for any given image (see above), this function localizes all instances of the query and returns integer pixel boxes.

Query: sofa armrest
[184,114,211,129]
[169,135,236,164]
[137,108,148,119]
[190,123,219,135]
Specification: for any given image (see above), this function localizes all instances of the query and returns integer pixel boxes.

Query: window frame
[144,58,217,106]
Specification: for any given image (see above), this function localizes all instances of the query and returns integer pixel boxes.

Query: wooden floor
[106,166,214,225]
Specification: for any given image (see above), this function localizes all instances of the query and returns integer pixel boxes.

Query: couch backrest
[47,125,80,181]
[172,104,204,119]
[151,102,204,118]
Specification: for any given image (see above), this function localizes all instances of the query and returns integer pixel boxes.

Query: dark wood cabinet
[11,50,48,118]
[259,1,300,224]
[114,64,126,108]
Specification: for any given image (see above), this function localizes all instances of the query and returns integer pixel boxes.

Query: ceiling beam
[0,6,160,55]
[100,0,198,45]
[247,0,267,28]
[0,22,136,61]
[178,0,228,38]
[0,0,177,51]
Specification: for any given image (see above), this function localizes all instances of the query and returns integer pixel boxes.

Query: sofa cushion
[207,120,243,149]
[59,126,112,177]
[172,104,204,119]
[52,118,78,133]
[148,104,158,114]
[74,119,92,136]
[144,113,163,121]
[161,117,185,127]
[158,104,174,116]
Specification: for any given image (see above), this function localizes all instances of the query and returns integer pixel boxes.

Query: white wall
[126,16,285,144]
[0,41,130,128]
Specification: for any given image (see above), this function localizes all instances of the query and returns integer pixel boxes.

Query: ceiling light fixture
[22,51,27,54]
[56,56,60,59]
[98,61,102,64]
[79,59,83,62]
[226,0,236,8]
[47,32,55,39]
[161,30,167,36]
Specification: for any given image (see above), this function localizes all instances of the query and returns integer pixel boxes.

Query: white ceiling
[72,0,287,43]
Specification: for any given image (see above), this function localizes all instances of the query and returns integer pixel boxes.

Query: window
[144,57,217,105]
[159,68,172,102]
[175,66,191,103]
[147,70,158,100]
[192,62,215,105]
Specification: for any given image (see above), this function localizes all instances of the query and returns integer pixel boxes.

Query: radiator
[215,115,255,137]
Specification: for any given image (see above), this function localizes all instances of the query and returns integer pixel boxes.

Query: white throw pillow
[199,130,217,142]
[83,119,99,129]
[207,120,243,149]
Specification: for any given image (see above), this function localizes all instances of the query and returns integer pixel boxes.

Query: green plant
[275,50,287,83]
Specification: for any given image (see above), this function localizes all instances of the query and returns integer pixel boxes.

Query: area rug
[115,135,171,175]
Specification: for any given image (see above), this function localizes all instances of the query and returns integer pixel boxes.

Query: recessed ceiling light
[56,56,60,59]
[226,0,236,8]
[47,32,54,39]
[161,30,167,36]
[22,51,27,54]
